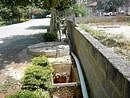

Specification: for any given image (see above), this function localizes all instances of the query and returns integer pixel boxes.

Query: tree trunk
[50,8,57,33]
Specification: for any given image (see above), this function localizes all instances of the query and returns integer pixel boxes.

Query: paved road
[0,18,50,68]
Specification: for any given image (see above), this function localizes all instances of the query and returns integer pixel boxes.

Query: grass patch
[0,19,29,27]
[0,21,6,27]
[5,89,50,98]
[79,24,130,60]
[20,19,29,23]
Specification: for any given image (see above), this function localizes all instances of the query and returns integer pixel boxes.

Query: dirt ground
[87,22,130,41]
[0,47,73,98]
[0,49,31,98]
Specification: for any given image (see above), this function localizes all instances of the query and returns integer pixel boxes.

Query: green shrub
[5,90,40,98]
[34,89,50,98]
[5,89,50,98]
[32,56,49,67]
[22,66,53,91]
[43,32,57,42]
[73,4,88,17]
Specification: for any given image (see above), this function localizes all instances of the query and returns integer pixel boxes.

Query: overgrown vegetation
[0,4,48,25]
[0,3,28,24]
[73,4,88,17]
[6,56,53,98]
[43,32,58,42]
[97,0,127,12]
[79,24,130,60]
[22,56,53,91]
[0,21,6,27]
[5,89,50,98]
[22,65,53,90]
[32,56,49,67]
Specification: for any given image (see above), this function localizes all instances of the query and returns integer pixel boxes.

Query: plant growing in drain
[32,56,49,67]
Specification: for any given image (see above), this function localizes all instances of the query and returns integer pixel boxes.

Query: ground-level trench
[27,42,83,98]
[0,40,84,98]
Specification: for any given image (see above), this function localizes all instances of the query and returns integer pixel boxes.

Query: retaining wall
[67,21,130,98]
[75,16,130,24]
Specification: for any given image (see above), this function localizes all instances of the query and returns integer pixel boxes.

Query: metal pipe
[71,52,89,98]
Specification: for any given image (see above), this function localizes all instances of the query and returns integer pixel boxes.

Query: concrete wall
[75,16,130,24]
[67,21,130,98]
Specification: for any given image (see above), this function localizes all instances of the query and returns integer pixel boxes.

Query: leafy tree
[73,4,88,17]
[30,0,75,32]
[0,0,30,7]
[97,0,127,12]
[0,0,75,31]
[0,0,31,23]
[0,7,12,23]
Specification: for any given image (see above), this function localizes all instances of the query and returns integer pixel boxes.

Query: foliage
[79,24,130,60]
[80,25,107,40]
[56,0,76,11]
[32,56,49,67]
[73,4,88,17]
[43,32,57,42]
[29,0,76,32]
[79,24,127,47]
[0,6,28,24]
[31,8,48,18]
[5,89,50,98]
[0,0,75,32]
[5,90,39,98]
[18,6,30,19]
[0,7,13,22]
[0,0,32,24]
[0,21,6,27]
[97,0,127,12]
[34,89,50,98]
[30,0,75,10]
[22,65,53,91]
[6,56,52,98]
[0,0,31,7]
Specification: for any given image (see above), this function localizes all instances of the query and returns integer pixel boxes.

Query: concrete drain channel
[27,42,83,98]
[50,63,82,98]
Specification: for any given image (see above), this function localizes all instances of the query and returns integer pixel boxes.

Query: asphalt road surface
[0,18,50,69]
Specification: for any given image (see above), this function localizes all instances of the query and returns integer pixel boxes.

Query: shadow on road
[0,33,44,70]
[26,25,49,30]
